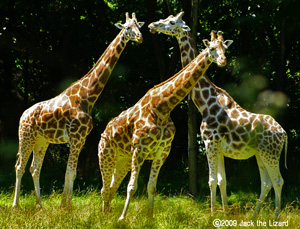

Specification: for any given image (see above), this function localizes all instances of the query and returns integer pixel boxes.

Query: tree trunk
[187,0,199,197]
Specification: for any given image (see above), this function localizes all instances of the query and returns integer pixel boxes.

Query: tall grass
[0,190,299,228]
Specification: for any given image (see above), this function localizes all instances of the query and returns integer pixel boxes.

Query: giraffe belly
[220,143,257,160]
[37,128,69,144]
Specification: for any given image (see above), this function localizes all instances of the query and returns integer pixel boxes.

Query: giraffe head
[115,12,144,44]
[202,31,233,67]
[148,12,191,37]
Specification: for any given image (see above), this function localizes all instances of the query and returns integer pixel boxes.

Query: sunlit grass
[0,190,299,228]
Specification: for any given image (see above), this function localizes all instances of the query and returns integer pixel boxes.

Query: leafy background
[0,0,299,203]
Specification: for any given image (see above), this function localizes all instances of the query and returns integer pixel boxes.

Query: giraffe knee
[262,180,272,191]
[147,183,156,196]
[66,170,77,182]
[275,177,284,189]
[15,164,25,177]
[217,176,226,188]
[208,178,217,190]
[30,167,39,178]
[127,183,138,197]
[29,163,36,174]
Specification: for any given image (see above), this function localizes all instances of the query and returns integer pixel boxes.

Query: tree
[187,0,199,197]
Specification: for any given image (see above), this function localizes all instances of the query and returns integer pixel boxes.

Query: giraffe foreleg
[30,137,49,209]
[206,143,219,215]
[147,149,170,218]
[61,137,86,208]
[217,154,228,213]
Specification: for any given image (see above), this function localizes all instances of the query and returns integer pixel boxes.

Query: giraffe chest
[34,106,92,144]
[35,116,69,144]
[143,122,176,160]
[108,117,176,159]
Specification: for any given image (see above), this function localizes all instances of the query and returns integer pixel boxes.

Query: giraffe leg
[109,157,131,202]
[205,144,219,215]
[98,137,117,213]
[147,149,170,218]
[29,137,49,209]
[61,137,86,208]
[119,146,145,221]
[13,125,36,208]
[260,155,283,220]
[253,154,272,219]
[217,154,228,213]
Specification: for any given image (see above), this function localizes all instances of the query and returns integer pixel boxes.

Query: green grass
[0,190,299,228]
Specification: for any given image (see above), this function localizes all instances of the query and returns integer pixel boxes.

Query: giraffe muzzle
[148,23,157,34]
[136,35,143,44]
[217,57,227,67]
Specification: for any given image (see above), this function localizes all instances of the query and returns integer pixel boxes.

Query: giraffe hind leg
[253,154,273,219]
[13,126,37,208]
[260,155,283,220]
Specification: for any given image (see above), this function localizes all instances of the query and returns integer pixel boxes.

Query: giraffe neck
[150,48,212,119]
[62,29,128,113]
[176,31,198,67]
[176,31,221,116]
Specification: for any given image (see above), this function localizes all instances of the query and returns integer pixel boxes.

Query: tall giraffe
[149,12,287,219]
[98,30,233,220]
[13,12,144,209]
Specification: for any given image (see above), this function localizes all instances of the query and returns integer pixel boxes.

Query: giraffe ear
[138,22,145,28]
[203,39,210,48]
[223,40,233,49]
[115,23,124,30]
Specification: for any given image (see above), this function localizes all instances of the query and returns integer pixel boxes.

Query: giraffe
[13,12,144,209]
[98,30,233,220]
[149,12,287,219]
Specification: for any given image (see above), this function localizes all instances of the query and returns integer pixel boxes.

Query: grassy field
[0,189,299,228]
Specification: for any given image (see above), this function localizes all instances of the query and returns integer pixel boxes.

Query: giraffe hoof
[36,204,43,210]
[12,204,20,209]
[118,216,125,222]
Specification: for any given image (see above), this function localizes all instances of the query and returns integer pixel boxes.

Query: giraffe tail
[284,133,288,169]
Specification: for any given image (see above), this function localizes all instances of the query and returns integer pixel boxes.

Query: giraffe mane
[203,74,235,101]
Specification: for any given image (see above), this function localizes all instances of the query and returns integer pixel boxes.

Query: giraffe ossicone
[149,12,287,220]
[13,12,144,209]
[98,29,232,221]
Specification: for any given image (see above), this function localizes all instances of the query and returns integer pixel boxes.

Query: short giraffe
[98,30,233,220]
[13,12,144,209]
[149,12,287,219]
